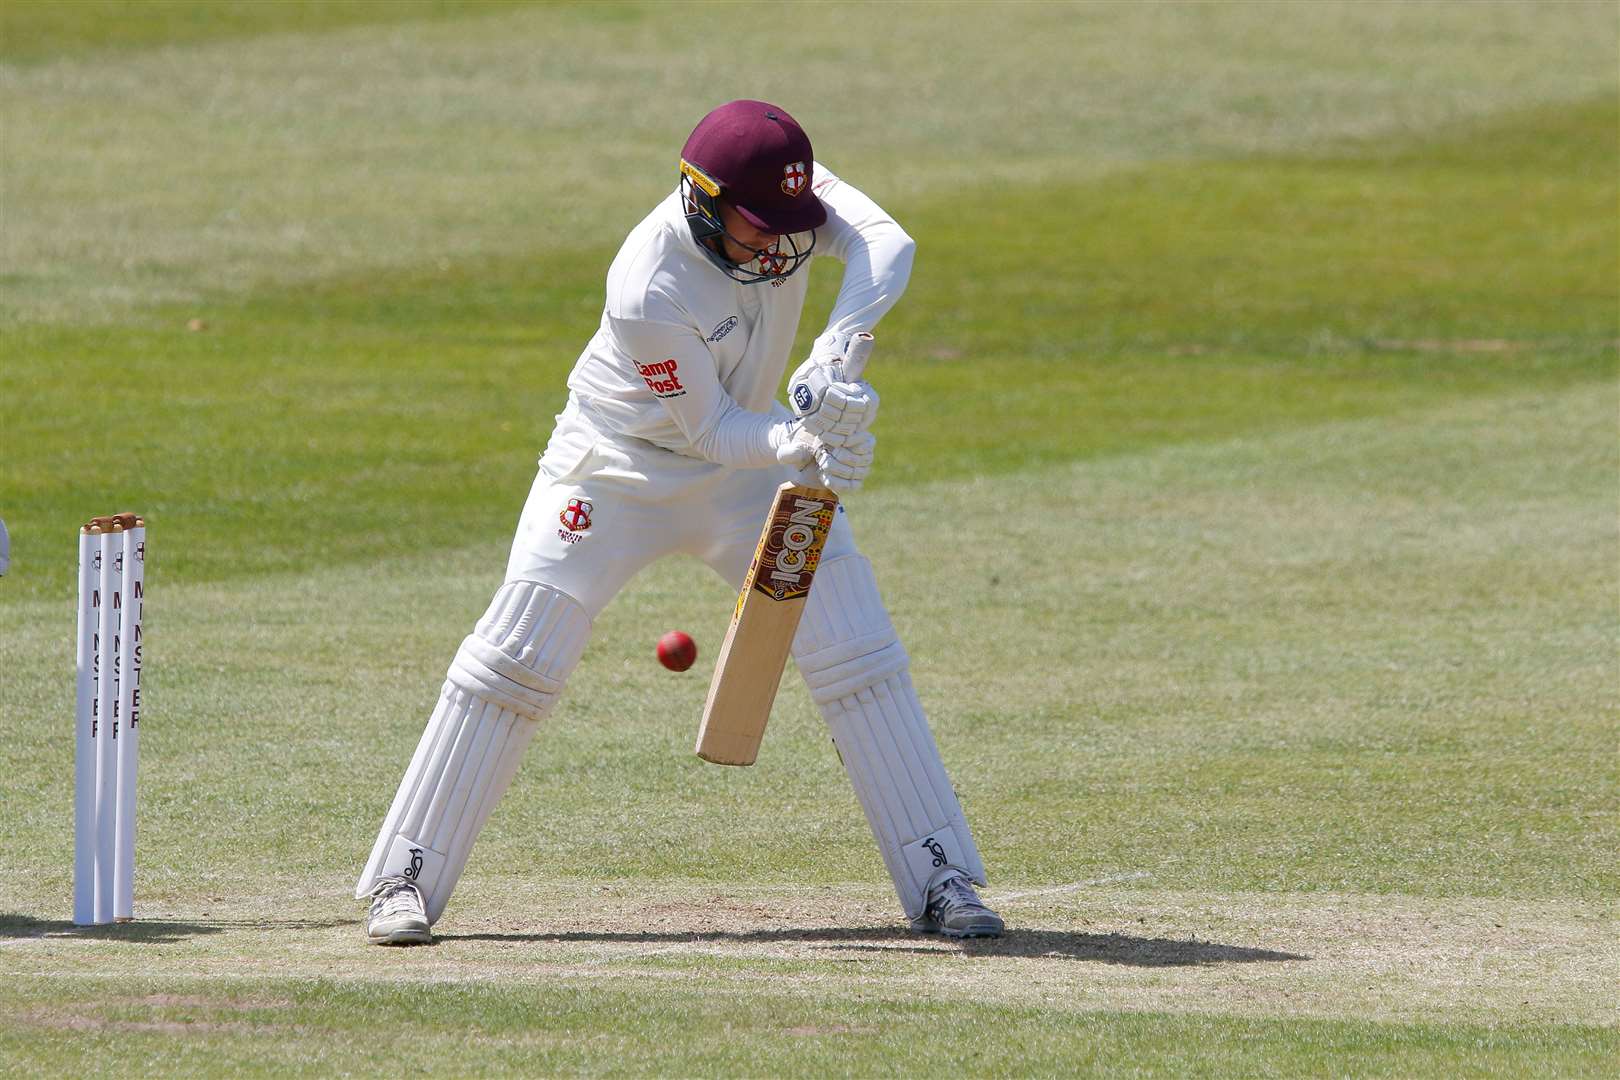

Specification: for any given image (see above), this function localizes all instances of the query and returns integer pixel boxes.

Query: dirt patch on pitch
[419,884,1616,1027]
[7,884,1612,1030]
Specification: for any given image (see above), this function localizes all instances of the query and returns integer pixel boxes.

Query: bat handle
[795,332,875,487]
[841,331,875,382]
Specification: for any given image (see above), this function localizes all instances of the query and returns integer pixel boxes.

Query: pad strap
[448,580,588,719]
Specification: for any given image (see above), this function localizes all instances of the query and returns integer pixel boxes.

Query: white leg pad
[794,555,987,919]
[355,581,590,923]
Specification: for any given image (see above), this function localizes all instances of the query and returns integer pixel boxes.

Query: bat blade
[696,331,876,767]
[695,482,839,766]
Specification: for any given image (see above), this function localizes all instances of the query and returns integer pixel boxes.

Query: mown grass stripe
[2,974,1615,1076]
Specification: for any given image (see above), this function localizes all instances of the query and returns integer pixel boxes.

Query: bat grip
[841,331,875,382]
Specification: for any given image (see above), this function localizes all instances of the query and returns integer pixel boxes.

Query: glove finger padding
[789,351,880,448]
[836,430,876,465]
[823,381,879,440]
[797,380,879,446]
[815,431,876,492]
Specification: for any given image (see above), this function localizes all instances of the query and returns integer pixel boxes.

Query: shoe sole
[910,918,1006,939]
[368,927,433,945]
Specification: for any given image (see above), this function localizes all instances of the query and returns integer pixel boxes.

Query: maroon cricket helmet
[681,100,828,235]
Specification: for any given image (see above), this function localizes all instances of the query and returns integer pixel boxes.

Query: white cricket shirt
[557,164,914,470]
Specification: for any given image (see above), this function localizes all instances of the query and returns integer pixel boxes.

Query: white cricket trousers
[504,431,858,614]
[503,424,989,918]
[356,416,988,923]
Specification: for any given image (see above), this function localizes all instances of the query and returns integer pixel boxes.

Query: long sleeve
[811,166,917,343]
[608,313,785,468]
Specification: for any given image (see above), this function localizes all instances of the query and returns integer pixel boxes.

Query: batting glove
[786,354,879,447]
[812,430,876,493]
[770,420,817,469]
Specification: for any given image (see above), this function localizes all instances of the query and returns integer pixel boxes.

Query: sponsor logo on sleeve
[636,358,686,398]
[707,316,739,342]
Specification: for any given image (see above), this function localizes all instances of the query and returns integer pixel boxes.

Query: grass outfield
[2,1,1617,1075]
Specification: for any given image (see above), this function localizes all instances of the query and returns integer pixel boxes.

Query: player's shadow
[0,913,228,944]
[441,926,1307,966]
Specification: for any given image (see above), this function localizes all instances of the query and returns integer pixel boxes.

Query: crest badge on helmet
[679,101,826,283]
[781,161,808,197]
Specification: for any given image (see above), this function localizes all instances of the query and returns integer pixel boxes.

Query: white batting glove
[787,355,879,447]
[811,430,876,493]
[770,420,817,469]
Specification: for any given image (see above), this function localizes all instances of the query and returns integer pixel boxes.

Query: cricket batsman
[356,100,1003,944]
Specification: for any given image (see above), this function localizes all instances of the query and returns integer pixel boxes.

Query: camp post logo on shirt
[636,358,686,399]
[707,316,739,342]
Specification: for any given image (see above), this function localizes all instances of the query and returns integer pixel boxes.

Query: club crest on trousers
[557,498,594,544]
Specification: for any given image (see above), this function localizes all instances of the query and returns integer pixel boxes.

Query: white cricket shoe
[366,876,431,945]
[910,871,1005,939]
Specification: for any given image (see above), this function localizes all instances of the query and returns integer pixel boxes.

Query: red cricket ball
[656,630,697,672]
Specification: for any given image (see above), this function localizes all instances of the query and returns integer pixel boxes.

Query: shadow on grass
[1,913,358,942]
[438,926,1306,967]
[182,917,359,931]
[0,914,228,944]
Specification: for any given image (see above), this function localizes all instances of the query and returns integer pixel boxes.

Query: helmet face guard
[680,160,815,285]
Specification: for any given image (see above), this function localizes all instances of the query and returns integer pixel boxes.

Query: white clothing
[361,162,988,927]
[506,164,913,605]
[555,164,915,474]
[504,440,857,617]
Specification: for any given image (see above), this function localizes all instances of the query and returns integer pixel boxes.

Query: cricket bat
[695,332,875,766]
